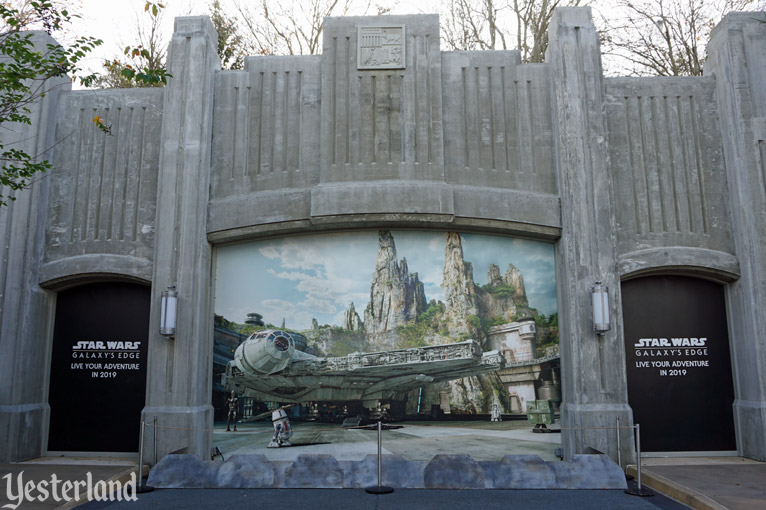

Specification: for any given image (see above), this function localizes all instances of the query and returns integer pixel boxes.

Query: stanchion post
[365,420,393,495]
[616,417,621,467]
[153,416,158,466]
[624,423,653,497]
[377,420,382,487]
[636,424,643,489]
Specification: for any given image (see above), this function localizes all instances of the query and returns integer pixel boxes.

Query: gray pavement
[629,457,766,510]
[79,487,690,510]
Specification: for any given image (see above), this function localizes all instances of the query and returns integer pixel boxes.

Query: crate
[526,399,554,425]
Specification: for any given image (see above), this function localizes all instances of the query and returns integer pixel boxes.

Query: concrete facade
[1,8,765,466]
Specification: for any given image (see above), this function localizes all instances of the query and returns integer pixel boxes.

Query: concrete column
[0,32,68,462]
[141,17,220,462]
[707,13,766,461]
[546,8,633,462]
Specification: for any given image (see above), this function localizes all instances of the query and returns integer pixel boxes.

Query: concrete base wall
[734,401,766,462]
[0,404,49,462]
[141,405,214,460]
[148,453,627,489]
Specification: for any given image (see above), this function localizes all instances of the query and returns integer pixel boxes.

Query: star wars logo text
[632,337,710,377]
[633,337,707,348]
[73,341,141,350]
[70,341,142,378]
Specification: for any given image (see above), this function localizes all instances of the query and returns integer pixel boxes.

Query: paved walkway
[80,487,689,510]
[628,456,766,510]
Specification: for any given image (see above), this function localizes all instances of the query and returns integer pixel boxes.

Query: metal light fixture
[160,285,178,337]
[591,280,610,335]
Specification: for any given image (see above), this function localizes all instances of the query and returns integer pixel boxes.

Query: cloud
[260,299,296,315]
[299,296,336,314]
[268,269,311,281]
[218,230,558,329]
[247,233,379,329]
[259,245,280,260]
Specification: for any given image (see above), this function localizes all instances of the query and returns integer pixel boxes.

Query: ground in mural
[211,419,561,462]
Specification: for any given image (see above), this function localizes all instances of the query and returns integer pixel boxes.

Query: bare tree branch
[233,0,362,56]
[598,0,759,76]
[441,0,580,62]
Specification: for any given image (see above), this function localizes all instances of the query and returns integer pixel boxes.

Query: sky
[66,0,442,82]
[214,231,557,331]
[58,0,766,84]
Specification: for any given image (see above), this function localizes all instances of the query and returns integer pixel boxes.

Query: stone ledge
[148,453,627,489]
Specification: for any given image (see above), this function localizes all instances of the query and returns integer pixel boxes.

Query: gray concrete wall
[2,8,765,465]
[605,77,738,280]
[207,14,560,243]
[546,7,633,463]
[442,52,556,193]
[42,89,163,288]
[320,15,444,181]
[208,56,321,234]
[141,16,220,461]
[707,12,766,461]
[0,32,67,462]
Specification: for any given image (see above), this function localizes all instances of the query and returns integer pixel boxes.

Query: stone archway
[47,282,151,453]
[621,275,736,452]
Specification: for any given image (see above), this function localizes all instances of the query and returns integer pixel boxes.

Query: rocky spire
[504,263,529,307]
[342,302,364,331]
[364,231,427,348]
[442,232,478,337]
[487,264,503,286]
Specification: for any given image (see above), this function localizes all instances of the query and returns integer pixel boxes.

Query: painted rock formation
[364,231,427,349]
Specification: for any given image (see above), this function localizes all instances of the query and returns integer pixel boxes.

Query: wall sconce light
[160,285,178,337]
[591,280,610,335]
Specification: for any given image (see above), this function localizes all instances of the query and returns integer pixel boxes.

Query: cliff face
[504,264,529,307]
[476,263,532,322]
[446,373,509,414]
[342,302,364,331]
[442,232,479,338]
[364,231,427,349]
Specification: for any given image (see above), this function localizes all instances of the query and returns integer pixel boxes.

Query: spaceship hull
[226,340,505,404]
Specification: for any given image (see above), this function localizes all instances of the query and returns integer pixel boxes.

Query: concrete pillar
[0,32,68,462]
[546,8,633,462]
[707,13,766,461]
[141,17,220,462]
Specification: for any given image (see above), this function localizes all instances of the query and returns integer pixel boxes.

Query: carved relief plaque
[357,25,405,70]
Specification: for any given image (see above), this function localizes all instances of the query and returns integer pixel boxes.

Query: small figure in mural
[226,390,238,432]
[491,403,502,422]
[268,408,293,448]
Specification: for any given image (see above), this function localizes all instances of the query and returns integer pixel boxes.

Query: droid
[268,408,293,448]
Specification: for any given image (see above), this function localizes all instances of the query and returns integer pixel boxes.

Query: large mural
[213,231,559,419]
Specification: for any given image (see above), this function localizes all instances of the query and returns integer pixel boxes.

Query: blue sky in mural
[215,231,557,331]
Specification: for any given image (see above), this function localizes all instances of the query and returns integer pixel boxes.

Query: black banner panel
[622,276,735,452]
[48,282,150,452]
